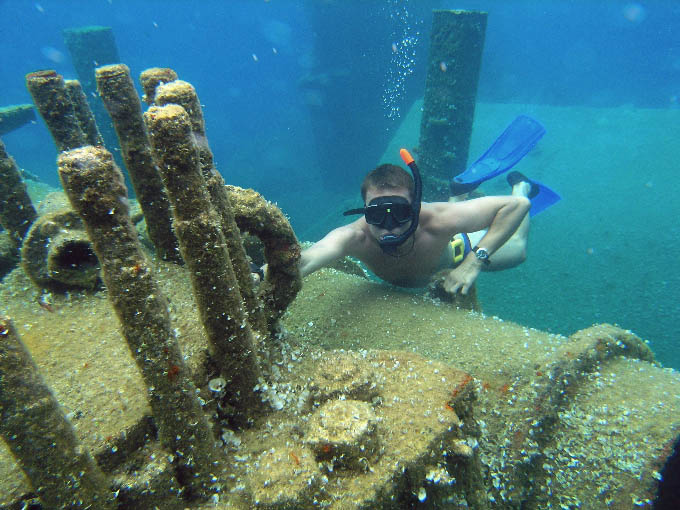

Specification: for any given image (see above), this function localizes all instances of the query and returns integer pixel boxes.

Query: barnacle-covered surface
[284,270,680,508]
[1,259,679,508]
[0,260,473,509]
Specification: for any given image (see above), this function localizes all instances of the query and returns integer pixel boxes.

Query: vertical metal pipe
[144,105,263,424]
[58,146,223,498]
[0,316,115,509]
[95,64,181,262]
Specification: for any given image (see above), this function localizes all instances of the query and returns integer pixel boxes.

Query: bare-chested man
[299,162,533,295]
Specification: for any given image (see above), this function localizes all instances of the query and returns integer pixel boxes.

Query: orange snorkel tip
[399,148,414,166]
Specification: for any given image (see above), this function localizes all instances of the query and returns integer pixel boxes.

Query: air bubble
[381,0,422,120]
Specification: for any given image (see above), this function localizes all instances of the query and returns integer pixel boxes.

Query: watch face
[475,248,489,260]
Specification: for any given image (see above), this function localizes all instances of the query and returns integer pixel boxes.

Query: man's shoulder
[332,220,376,257]
[417,201,470,240]
[420,200,461,215]
[419,201,460,223]
[328,220,368,244]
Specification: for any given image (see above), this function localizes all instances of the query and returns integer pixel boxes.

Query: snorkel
[377,148,422,254]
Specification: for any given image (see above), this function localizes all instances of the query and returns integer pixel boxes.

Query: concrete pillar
[418,10,487,200]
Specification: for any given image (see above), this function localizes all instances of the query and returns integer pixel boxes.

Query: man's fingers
[446,279,471,295]
[446,281,461,294]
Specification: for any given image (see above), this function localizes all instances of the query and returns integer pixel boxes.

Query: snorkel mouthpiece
[377,149,422,253]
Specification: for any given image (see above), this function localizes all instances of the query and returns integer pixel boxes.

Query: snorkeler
[298,116,560,294]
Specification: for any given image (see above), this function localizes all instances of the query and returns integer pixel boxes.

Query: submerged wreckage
[1,59,679,510]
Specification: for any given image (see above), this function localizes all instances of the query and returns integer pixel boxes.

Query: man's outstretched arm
[299,225,357,278]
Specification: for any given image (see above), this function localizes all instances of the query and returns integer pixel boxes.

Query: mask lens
[364,197,412,226]
[391,203,412,224]
[364,205,386,225]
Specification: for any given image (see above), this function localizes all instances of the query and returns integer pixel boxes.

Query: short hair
[361,164,414,202]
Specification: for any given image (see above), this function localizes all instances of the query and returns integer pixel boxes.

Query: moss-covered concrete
[0,316,115,509]
[0,104,36,136]
[139,67,178,104]
[144,104,263,423]
[0,140,36,250]
[0,233,19,280]
[226,185,302,329]
[287,271,678,508]
[153,79,268,334]
[64,79,103,147]
[20,208,99,290]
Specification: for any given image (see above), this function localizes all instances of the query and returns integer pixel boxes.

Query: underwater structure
[0,104,36,137]
[1,57,679,510]
[62,25,122,158]
[0,139,37,285]
[418,10,487,201]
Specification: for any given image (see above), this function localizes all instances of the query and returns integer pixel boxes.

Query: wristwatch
[473,246,491,265]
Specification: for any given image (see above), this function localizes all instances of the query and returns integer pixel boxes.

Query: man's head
[361,164,415,203]
[358,164,416,242]
[343,159,422,254]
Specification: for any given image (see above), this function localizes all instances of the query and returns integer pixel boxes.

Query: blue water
[1,1,679,367]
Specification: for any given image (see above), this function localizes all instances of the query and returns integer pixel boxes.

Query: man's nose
[382,213,397,230]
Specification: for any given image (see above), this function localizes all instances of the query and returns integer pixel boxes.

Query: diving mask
[344,195,413,230]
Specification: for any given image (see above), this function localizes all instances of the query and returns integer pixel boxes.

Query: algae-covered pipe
[0,140,37,249]
[139,67,178,104]
[0,316,115,509]
[25,70,88,151]
[226,186,302,328]
[65,79,104,147]
[58,146,223,498]
[144,104,263,421]
[95,64,180,262]
[154,79,268,334]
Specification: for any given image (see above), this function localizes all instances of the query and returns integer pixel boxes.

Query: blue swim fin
[451,115,546,196]
[507,170,560,216]
[527,180,561,216]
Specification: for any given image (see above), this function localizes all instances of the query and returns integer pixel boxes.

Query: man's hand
[443,256,483,295]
